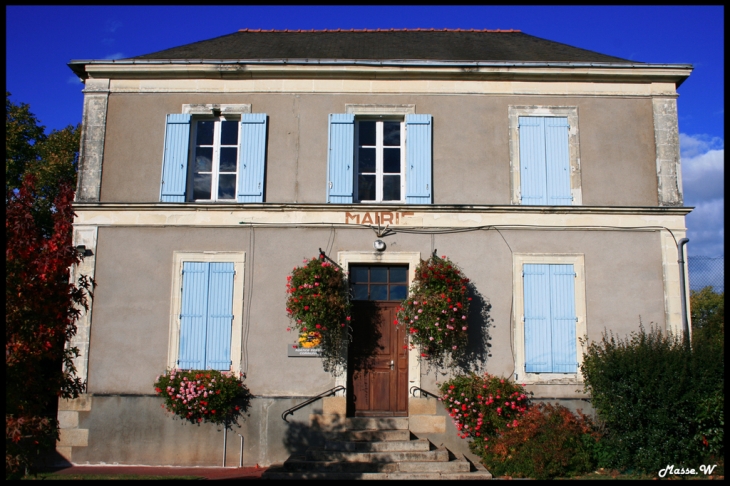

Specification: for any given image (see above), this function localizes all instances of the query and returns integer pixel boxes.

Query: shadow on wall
[421,281,493,379]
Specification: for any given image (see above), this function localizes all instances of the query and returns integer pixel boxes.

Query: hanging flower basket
[154,369,251,426]
[396,255,472,365]
[286,255,351,375]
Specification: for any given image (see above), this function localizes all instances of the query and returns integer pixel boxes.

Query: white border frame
[167,251,246,373]
[512,253,587,384]
[335,251,422,396]
[508,106,582,206]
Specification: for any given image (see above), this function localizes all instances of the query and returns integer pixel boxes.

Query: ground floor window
[168,252,245,373]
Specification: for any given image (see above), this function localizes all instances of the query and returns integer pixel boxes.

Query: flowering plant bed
[154,369,251,425]
[396,255,471,364]
[439,373,529,447]
[286,255,351,374]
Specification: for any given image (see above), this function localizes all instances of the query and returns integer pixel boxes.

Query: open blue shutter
[523,264,552,372]
[238,114,267,203]
[549,265,577,373]
[160,114,192,202]
[327,114,354,203]
[205,262,235,370]
[519,116,547,205]
[545,117,572,205]
[178,262,209,369]
[405,114,433,204]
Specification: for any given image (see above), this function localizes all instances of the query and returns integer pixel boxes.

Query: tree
[5,94,90,477]
[690,286,724,348]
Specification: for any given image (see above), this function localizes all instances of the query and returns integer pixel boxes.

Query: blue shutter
[327,114,354,203]
[405,114,433,204]
[160,114,192,202]
[205,263,235,370]
[238,114,268,203]
[549,265,578,373]
[178,262,209,369]
[519,117,547,205]
[544,117,572,205]
[523,264,552,373]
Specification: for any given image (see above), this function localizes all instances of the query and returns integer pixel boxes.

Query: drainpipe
[677,238,690,340]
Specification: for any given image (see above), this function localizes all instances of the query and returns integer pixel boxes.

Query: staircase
[263,417,492,480]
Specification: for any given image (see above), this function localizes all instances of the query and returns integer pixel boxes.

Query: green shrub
[581,323,724,472]
[438,373,528,451]
[481,403,599,479]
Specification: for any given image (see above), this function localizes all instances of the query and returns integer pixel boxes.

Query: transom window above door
[350,265,408,301]
[355,120,405,203]
[191,118,240,201]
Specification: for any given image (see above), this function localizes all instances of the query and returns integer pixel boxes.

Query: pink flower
[462,326,467,331]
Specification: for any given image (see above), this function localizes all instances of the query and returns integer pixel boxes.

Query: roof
[128,29,635,63]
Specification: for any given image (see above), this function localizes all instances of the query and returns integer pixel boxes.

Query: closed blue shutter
[518,117,547,205]
[238,114,268,203]
[178,262,209,369]
[205,263,235,370]
[549,265,578,373]
[327,114,355,203]
[160,114,192,202]
[523,264,552,372]
[544,118,572,205]
[405,114,433,204]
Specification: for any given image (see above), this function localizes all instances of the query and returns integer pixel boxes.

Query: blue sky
[6,6,724,263]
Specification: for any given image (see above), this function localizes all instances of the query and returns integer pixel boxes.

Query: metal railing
[410,385,440,399]
[281,385,345,422]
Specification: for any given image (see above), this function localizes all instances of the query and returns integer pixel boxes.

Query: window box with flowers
[154,369,252,426]
[395,255,473,366]
[286,255,351,375]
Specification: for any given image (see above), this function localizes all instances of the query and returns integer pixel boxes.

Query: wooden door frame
[335,252,422,402]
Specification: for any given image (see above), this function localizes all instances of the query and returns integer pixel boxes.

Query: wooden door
[347,266,409,417]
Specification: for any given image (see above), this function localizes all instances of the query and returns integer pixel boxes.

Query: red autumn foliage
[6,174,94,475]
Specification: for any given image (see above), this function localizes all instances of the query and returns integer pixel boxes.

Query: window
[355,120,405,203]
[160,109,267,203]
[327,113,432,204]
[349,265,409,301]
[168,252,245,373]
[190,118,240,201]
[512,254,587,382]
[508,106,581,206]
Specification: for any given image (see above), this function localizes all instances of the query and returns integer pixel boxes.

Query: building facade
[58,30,692,467]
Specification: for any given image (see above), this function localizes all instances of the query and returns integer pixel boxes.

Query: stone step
[331,428,411,442]
[345,417,409,430]
[323,438,430,452]
[306,448,449,463]
[398,457,471,473]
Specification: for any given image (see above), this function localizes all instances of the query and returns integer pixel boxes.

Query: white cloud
[104,52,126,60]
[67,75,82,85]
[681,147,724,203]
[680,133,724,258]
[105,20,122,33]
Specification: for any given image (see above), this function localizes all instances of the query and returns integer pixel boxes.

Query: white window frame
[512,253,587,384]
[187,116,241,202]
[354,118,406,203]
[508,106,582,206]
[167,251,245,374]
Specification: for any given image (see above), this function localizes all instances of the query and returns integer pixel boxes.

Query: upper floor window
[327,113,432,205]
[355,120,405,203]
[160,110,267,204]
[509,107,582,206]
[191,118,240,201]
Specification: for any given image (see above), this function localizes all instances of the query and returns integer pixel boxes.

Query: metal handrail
[281,385,346,422]
[410,385,440,399]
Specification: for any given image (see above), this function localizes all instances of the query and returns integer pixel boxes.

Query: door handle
[390,360,394,370]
